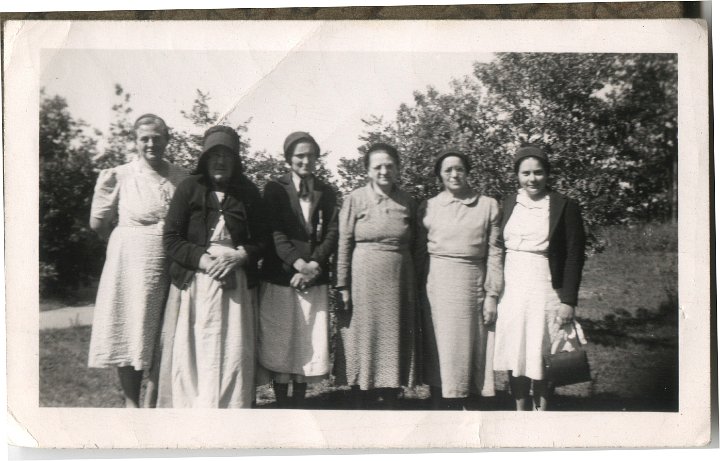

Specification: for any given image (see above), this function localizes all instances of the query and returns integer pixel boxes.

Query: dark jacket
[501,191,586,306]
[164,173,269,290]
[261,173,339,286]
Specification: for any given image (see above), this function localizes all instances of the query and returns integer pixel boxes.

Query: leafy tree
[92,84,134,170]
[39,90,104,294]
[342,53,677,230]
[474,53,677,225]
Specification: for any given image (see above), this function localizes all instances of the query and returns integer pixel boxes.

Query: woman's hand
[557,303,575,325]
[198,254,215,273]
[294,259,321,282]
[206,248,247,280]
[302,260,321,277]
[337,288,352,312]
[483,296,498,325]
[290,273,308,291]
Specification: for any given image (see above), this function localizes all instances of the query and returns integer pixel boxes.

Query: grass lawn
[40,223,678,411]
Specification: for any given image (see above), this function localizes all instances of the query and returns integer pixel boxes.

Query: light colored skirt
[88,225,169,370]
[258,282,330,384]
[157,264,257,408]
[424,255,495,398]
[494,250,562,381]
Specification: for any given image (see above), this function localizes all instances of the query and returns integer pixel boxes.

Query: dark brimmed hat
[193,125,243,176]
[283,131,320,163]
[434,148,472,177]
[513,145,550,172]
[202,125,240,155]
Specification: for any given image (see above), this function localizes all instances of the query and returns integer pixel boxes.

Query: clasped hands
[198,247,249,281]
[290,259,321,291]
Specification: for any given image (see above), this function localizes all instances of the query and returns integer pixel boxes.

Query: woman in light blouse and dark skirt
[493,145,586,411]
[416,149,503,410]
[258,131,339,408]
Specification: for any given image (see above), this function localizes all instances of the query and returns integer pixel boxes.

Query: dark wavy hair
[363,142,400,169]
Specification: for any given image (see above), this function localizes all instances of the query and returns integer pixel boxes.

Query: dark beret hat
[283,131,320,162]
[513,145,549,169]
[433,148,472,177]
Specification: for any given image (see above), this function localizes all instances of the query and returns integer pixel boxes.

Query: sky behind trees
[41,48,492,170]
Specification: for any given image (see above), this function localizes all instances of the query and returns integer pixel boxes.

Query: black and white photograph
[2,13,711,449]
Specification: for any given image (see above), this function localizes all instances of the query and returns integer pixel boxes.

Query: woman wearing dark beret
[157,125,268,408]
[416,149,503,410]
[258,131,339,408]
[493,145,586,411]
[335,143,420,407]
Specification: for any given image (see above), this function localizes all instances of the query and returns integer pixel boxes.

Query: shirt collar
[291,172,314,192]
[437,189,479,207]
[516,188,550,209]
[365,181,398,203]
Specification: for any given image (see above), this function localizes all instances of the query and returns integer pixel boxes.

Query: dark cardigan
[163,173,269,290]
[501,191,586,306]
[260,173,339,286]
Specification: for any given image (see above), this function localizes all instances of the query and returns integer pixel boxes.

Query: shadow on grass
[254,387,677,412]
[581,293,678,348]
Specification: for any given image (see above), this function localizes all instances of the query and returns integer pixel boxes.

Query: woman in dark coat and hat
[258,131,339,408]
[157,125,268,408]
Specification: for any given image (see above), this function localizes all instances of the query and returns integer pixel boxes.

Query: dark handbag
[543,324,592,387]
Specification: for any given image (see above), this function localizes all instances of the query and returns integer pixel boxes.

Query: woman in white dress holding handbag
[494,145,586,411]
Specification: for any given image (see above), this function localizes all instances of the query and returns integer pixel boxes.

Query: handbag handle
[554,320,584,353]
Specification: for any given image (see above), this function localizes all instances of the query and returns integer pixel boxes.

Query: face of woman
[290,142,317,178]
[440,156,469,193]
[206,146,236,185]
[135,124,168,168]
[367,151,398,188]
[517,157,548,198]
